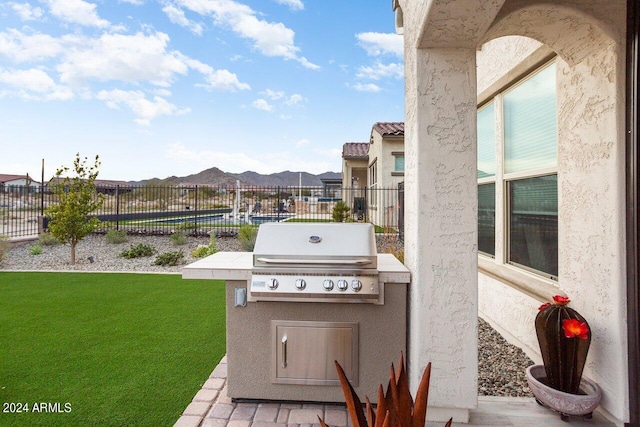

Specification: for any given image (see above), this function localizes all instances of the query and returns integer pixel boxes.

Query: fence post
[194,185,199,237]
[116,185,120,231]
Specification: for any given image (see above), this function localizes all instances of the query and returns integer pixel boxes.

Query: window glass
[394,155,405,172]
[508,174,558,278]
[504,63,557,174]
[477,102,495,179]
[478,183,495,256]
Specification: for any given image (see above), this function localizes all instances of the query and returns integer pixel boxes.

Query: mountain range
[139,167,341,187]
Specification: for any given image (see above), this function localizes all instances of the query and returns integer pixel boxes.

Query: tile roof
[342,142,369,159]
[372,122,404,137]
[0,174,31,183]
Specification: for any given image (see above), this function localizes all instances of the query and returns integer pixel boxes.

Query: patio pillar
[404,46,478,423]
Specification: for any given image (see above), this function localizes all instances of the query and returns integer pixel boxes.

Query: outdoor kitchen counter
[181,252,410,283]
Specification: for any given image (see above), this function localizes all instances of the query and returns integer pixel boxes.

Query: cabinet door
[272,321,358,386]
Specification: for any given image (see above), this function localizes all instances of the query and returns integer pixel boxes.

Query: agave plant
[319,354,452,427]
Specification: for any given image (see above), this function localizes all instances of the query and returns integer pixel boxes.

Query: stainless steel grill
[249,222,382,304]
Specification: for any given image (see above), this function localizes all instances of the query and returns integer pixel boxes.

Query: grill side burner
[249,223,381,304]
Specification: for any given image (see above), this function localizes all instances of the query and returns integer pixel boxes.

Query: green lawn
[0,272,226,427]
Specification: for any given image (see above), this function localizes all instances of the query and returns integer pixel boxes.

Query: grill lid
[252,223,377,270]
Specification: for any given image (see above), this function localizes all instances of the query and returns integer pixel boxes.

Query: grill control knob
[295,279,306,290]
[337,279,349,291]
[351,279,362,292]
[323,279,334,291]
[267,278,279,290]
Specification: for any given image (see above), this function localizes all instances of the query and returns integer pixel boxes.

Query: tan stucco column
[404,46,478,423]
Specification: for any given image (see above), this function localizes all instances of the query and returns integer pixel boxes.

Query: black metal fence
[0,184,402,240]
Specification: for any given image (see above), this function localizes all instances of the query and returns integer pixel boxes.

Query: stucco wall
[399,0,629,423]
[475,3,628,422]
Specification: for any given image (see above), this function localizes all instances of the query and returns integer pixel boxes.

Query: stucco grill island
[182,222,410,403]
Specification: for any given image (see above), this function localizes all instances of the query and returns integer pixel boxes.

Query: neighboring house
[46,177,133,195]
[341,123,405,226]
[341,142,369,219]
[0,174,40,193]
[367,122,404,228]
[395,1,638,426]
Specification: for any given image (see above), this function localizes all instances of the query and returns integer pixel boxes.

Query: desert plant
[170,232,187,246]
[154,250,185,266]
[191,234,218,258]
[0,234,8,263]
[320,355,452,427]
[332,200,351,222]
[45,153,105,264]
[38,232,61,246]
[177,221,196,231]
[120,243,156,259]
[105,229,128,244]
[238,225,257,251]
[29,244,43,255]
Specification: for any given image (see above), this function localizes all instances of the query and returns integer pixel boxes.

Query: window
[393,153,405,173]
[477,102,495,256]
[369,160,377,206]
[477,61,558,279]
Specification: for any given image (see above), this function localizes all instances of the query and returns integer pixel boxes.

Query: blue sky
[0,0,404,181]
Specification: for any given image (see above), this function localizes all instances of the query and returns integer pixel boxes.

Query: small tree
[332,200,351,222]
[46,154,105,264]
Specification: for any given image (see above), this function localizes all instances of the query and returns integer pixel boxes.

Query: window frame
[477,59,558,281]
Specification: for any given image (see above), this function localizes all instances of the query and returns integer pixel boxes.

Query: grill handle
[281,335,287,368]
[255,257,373,266]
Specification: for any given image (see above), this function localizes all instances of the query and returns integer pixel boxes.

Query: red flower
[553,295,570,306]
[563,319,589,339]
[538,302,552,311]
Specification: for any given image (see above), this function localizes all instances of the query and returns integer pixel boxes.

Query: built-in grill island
[182,222,410,403]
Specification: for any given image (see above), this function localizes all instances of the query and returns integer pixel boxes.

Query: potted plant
[525,295,602,420]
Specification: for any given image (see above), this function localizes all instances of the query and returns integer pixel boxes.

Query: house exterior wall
[476,4,628,423]
[399,0,629,424]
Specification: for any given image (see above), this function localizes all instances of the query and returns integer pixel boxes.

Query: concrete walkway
[173,356,617,427]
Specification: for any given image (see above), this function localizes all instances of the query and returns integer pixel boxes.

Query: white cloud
[10,2,44,21]
[356,32,403,58]
[275,0,303,11]
[284,93,304,106]
[120,0,145,5]
[0,67,74,100]
[173,0,319,69]
[356,62,403,81]
[261,89,285,100]
[96,89,190,125]
[351,82,381,92]
[57,32,189,86]
[165,142,336,174]
[0,29,64,63]
[162,4,203,35]
[251,98,273,112]
[44,0,111,28]
[295,138,309,147]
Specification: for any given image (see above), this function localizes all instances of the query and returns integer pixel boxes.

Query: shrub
[0,234,8,263]
[120,243,156,259]
[332,200,350,222]
[170,232,187,246]
[153,250,185,266]
[191,234,218,258]
[238,225,257,251]
[38,232,61,246]
[177,221,196,231]
[105,230,128,244]
[29,244,43,255]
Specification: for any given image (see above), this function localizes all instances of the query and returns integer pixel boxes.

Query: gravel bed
[0,233,534,397]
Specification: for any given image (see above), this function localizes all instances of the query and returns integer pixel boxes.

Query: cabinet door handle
[281,335,287,368]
